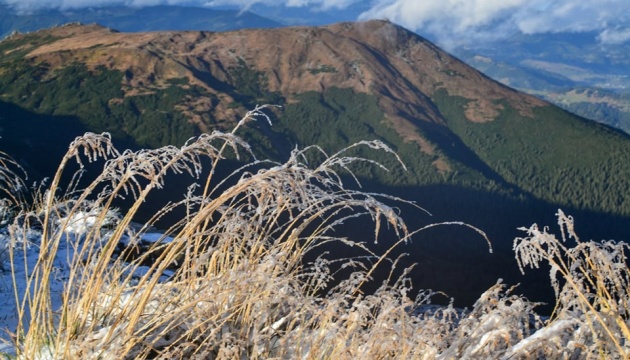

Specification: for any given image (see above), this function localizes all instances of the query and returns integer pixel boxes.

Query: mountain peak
[326,19,416,45]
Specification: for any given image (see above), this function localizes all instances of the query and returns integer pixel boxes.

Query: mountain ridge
[0,4,280,38]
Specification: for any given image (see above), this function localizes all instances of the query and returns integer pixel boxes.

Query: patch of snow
[0,209,169,356]
[140,232,174,244]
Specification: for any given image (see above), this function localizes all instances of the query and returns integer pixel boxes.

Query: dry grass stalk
[514,210,630,359]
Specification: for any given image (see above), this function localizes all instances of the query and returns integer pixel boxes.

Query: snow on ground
[0,213,173,355]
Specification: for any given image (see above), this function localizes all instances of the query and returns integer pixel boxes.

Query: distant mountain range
[454,32,630,133]
[0,4,280,37]
[1,20,629,307]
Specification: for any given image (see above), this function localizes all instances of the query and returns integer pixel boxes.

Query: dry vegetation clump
[512,211,630,359]
[0,106,628,359]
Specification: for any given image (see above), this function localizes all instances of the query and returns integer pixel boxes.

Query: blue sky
[2,0,630,47]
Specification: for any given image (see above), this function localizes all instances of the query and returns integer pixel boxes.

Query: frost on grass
[0,107,425,359]
[513,210,630,359]
[0,106,628,359]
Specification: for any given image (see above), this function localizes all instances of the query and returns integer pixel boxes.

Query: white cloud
[598,28,630,44]
[203,0,355,10]
[358,0,630,46]
[1,0,161,12]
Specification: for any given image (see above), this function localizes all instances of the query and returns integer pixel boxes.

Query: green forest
[432,89,630,217]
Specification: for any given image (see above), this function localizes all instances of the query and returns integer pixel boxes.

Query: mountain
[1,21,629,307]
[0,4,281,38]
[6,2,629,136]
[454,32,630,133]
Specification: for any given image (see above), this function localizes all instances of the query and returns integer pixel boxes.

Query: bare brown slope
[21,21,546,154]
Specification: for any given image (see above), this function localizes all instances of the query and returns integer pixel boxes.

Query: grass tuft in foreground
[0,107,628,359]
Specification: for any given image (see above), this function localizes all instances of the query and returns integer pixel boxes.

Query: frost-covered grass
[0,106,628,359]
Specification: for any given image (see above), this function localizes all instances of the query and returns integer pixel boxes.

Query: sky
[2,0,630,46]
